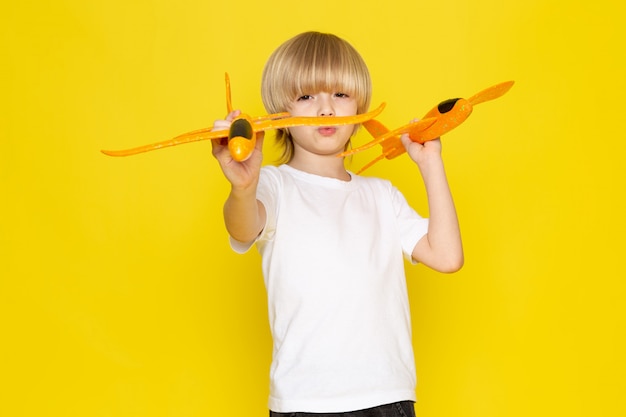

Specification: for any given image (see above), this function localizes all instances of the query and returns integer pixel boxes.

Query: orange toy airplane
[102,73,386,162]
[340,81,515,173]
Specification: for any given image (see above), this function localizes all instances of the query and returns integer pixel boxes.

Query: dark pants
[270,401,416,417]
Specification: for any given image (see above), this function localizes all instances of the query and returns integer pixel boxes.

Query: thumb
[255,130,265,151]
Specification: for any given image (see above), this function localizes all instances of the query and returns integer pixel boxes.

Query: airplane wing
[102,103,386,157]
[254,102,386,131]
[101,128,230,156]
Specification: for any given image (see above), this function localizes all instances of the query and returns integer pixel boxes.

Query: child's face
[287,91,358,157]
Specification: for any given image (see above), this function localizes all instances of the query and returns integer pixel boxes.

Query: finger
[424,137,442,147]
[210,136,229,156]
[212,121,230,132]
[400,133,415,150]
[225,109,241,122]
[212,110,241,132]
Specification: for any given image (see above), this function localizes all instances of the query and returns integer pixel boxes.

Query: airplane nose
[228,118,255,162]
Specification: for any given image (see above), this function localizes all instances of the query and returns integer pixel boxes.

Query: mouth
[318,127,337,136]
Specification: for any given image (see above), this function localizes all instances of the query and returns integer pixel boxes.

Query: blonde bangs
[262,32,371,115]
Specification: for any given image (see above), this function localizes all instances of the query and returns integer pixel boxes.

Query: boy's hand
[211,110,265,191]
[400,129,443,173]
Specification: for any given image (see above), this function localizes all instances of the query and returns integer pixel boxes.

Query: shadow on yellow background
[2,1,624,416]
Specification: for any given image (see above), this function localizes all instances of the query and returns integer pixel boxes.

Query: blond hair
[261,32,372,164]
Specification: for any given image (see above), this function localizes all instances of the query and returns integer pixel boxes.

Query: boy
[211,31,463,416]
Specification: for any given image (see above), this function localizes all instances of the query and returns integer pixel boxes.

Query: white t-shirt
[231,165,429,413]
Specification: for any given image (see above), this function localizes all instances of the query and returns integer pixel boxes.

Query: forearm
[212,111,266,243]
[223,186,265,243]
[415,157,464,272]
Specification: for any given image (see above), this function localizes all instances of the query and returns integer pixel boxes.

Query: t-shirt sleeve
[390,185,429,263]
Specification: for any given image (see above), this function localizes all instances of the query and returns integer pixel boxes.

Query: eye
[334,92,349,98]
[297,94,313,101]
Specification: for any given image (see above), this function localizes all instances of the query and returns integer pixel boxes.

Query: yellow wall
[2,1,624,416]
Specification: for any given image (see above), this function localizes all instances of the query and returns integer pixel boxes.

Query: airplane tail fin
[468,81,515,106]
[362,119,390,139]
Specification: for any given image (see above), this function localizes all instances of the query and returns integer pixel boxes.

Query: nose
[317,94,334,116]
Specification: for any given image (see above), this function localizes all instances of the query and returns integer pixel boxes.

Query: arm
[401,134,464,273]
[211,110,266,243]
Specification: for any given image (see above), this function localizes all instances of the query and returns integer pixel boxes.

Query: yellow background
[2,1,624,416]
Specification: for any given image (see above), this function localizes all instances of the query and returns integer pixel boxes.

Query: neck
[287,156,351,181]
